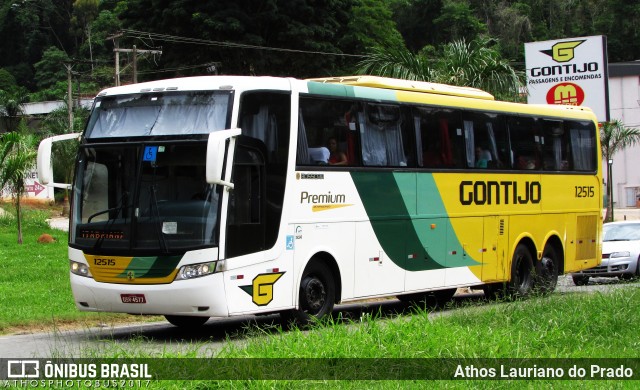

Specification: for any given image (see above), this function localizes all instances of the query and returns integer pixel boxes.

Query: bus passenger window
[298,97,360,167]
[360,103,405,167]
[508,116,541,170]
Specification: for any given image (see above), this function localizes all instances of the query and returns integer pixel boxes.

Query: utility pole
[107,33,162,86]
[64,63,74,132]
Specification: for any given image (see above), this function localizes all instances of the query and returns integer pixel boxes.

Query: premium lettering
[459,181,542,205]
[300,191,346,204]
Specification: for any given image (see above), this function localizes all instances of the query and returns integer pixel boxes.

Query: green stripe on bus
[351,172,479,271]
[118,255,182,279]
[307,82,398,101]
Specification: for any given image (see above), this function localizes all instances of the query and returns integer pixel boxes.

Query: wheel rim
[303,277,326,313]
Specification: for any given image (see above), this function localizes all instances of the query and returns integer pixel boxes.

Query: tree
[433,0,486,42]
[357,36,525,101]
[0,87,29,133]
[0,122,38,244]
[338,0,405,54]
[33,46,70,91]
[71,0,99,72]
[600,120,640,222]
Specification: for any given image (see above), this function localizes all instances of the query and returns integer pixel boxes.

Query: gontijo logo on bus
[239,272,285,306]
[459,180,542,205]
[546,82,585,106]
[300,191,353,212]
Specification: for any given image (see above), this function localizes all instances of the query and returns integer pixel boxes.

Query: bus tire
[534,245,559,294]
[164,315,209,328]
[507,244,534,298]
[287,261,335,324]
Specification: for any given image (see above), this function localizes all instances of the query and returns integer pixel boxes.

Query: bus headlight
[175,261,222,280]
[70,260,93,278]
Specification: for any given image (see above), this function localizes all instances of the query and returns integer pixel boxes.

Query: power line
[120,29,366,58]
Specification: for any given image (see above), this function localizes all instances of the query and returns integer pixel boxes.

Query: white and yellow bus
[38,75,602,327]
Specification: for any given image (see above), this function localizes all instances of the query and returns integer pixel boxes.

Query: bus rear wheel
[286,261,335,325]
[507,244,534,298]
[165,315,209,328]
[534,246,559,294]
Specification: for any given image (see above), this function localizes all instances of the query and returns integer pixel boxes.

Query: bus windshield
[70,141,220,254]
[85,91,231,138]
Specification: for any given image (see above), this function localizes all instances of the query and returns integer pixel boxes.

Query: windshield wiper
[149,184,169,254]
[91,192,130,251]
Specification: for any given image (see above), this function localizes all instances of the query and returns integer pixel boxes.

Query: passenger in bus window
[475,145,492,168]
[517,155,536,170]
[328,137,348,165]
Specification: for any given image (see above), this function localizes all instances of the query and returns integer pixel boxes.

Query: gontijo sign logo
[525,35,609,122]
[540,40,585,63]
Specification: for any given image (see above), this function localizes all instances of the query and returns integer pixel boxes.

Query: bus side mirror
[206,128,241,188]
[37,133,81,190]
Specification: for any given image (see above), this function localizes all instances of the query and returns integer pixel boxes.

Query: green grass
[84,287,640,388]
[0,204,143,333]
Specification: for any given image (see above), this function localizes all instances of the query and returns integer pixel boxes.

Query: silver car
[572,220,640,285]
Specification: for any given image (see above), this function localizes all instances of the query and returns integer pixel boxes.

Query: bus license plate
[120,294,146,304]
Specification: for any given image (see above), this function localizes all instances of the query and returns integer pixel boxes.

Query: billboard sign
[525,35,609,122]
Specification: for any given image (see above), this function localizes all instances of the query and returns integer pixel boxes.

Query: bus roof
[308,75,496,101]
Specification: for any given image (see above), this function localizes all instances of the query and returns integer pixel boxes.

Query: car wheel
[571,274,589,286]
[620,257,640,282]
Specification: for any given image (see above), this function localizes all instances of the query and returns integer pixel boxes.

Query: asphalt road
[1,275,637,359]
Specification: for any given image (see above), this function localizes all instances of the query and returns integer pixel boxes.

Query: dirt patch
[2,315,163,336]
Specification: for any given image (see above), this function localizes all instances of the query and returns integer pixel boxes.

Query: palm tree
[0,88,29,132]
[600,120,640,222]
[0,122,38,244]
[357,37,525,101]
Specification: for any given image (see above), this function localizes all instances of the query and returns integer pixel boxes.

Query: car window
[603,224,640,241]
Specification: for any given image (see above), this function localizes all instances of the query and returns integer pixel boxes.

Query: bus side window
[567,120,596,171]
[508,116,541,170]
[298,97,361,167]
[541,119,569,171]
[360,103,406,167]
[415,106,464,169]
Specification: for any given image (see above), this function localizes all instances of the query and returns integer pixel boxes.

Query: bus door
[225,136,267,258]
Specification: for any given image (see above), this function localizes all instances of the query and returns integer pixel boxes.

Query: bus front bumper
[70,272,229,317]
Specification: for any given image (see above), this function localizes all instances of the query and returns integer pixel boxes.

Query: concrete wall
[608,64,640,209]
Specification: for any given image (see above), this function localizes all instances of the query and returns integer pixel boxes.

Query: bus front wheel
[165,315,209,328]
[287,261,335,324]
[507,244,534,298]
